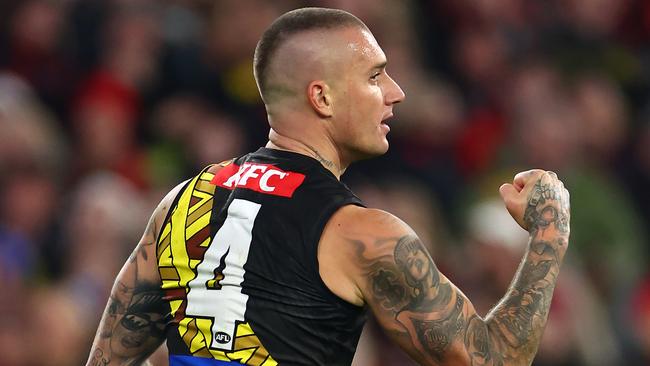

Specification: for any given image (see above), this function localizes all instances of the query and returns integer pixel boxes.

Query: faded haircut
[253,7,368,102]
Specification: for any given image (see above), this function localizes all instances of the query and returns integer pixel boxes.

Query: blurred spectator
[619,105,650,240]
[27,285,88,366]
[0,0,76,119]
[0,72,67,175]
[100,2,162,89]
[508,62,580,171]
[72,71,147,188]
[574,74,628,165]
[0,72,67,282]
[0,169,58,278]
[61,172,148,321]
[69,2,165,189]
[146,94,248,192]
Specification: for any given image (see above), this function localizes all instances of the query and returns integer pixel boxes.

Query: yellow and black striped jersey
[156,148,366,366]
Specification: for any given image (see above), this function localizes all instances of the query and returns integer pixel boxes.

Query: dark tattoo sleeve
[87,209,169,366]
[91,282,167,366]
[356,176,569,365]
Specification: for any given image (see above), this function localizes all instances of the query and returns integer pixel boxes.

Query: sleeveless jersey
[156,148,367,366]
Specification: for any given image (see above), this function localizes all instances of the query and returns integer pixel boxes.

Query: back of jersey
[156,148,366,366]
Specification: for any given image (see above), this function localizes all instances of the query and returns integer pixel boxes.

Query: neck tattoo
[305,144,335,169]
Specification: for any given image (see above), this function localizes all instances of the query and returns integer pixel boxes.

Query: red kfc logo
[210,163,305,197]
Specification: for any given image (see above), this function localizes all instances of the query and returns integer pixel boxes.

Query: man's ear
[307,80,333,118]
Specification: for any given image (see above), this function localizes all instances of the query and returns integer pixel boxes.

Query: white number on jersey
[185,198,261,350]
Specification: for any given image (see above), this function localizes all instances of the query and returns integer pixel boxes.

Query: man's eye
[371,72,381,81]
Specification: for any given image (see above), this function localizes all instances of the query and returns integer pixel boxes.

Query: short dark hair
[253,7,367,101]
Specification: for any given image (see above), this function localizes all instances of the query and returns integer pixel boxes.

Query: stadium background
[1,0,649,365]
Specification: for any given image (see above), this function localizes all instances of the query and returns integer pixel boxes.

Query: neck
[266,129,347,179]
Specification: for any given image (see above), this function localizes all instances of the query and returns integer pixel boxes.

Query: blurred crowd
[0,0,649,365]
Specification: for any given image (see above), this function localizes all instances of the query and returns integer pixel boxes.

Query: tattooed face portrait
[395,237,432,287]
[110,290,166,358]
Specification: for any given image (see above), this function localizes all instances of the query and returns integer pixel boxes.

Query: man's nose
[385,74,405,105]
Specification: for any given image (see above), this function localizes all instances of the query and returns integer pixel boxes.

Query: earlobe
[308,81,333,118]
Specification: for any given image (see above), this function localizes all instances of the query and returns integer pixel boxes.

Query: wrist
[527,229,570,257]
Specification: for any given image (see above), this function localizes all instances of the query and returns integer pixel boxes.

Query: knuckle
[525,169,545,181]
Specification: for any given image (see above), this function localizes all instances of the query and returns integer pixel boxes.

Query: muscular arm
[322,170,569,365]
[478,174,570,365]
[86,183,186,366]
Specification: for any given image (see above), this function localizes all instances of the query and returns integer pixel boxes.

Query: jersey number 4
[185,198,261,351]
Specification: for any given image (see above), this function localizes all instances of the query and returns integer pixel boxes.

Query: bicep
[344,214,487,365]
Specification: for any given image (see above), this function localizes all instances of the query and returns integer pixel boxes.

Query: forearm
[88,346,153,366]
[86,276,165,366]
[482,229,568,365]
[88,347,153,366]
[466,174,571,365]
[87,290,139,366]
[86,242,167,365]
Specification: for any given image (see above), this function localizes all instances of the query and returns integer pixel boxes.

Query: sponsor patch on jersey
[210,163,305,198]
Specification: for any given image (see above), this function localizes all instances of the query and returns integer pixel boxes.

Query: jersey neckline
[254,147,340,181]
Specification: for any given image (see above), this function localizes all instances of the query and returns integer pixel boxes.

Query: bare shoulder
[327,205,413,237]
[131,179,190,275]
[154,180,189,221]
[319,205,415,306]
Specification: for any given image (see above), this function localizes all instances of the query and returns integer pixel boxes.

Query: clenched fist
[499,169,570,236]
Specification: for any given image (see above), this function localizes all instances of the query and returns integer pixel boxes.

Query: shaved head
[253,7,368,105]
[256,7,404,166]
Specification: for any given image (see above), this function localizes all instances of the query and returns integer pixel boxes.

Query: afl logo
[215,331,231,344]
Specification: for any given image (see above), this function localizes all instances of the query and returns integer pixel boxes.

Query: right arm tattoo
[87,202,170,366]
[356,178,569,365]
